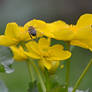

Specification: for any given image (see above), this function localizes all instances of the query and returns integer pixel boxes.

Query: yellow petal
[48,44,71,60]
[25,41,42,59]
[76,14,92,28]
[26,41,40,54]
[48,20,75,40]
[71,40,90,50]
[15,27,31,41]
[25,19,75,40]
[24,52,40,59]
[40,59,52,70]
[5,22,19,38]
[49,60,60,71]
[38,38,51,50]
[10,46,27,61]
[24,19,46,37]
[0,35,18,46]
[39,59,60,71]
[75,25,92,41]
[53,28,75,40]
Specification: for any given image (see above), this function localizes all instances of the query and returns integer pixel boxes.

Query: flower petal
[24,19,55,38]
[53,29,74,40]
[15,27,31,41]
[48,20,75,40]
[38,38,50,50]
[5,22,19,38]
[76,14,92,28]
[10,46,27,61]
[39,59,52,70]
[0,35,18,46]
[71,40,90,50]
[49,60,60,71]
[39,59,60,71]
[74,25,92,40]
[24,52,40,59]
[26,41,40,54]
[24,19,47,37]
[48,44,71,60]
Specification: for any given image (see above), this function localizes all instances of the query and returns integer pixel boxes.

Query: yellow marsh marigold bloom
[0,22,30,46]
[24,19,75,41]
[10,46,27,61]
[71,14,92,51]
[24,38,71,70]
[24,14,92,51]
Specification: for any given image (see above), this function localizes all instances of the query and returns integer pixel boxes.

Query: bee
[28,26,37,39]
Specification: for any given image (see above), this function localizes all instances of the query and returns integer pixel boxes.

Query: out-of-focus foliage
[0,80,8,92]
[0,44,92,92]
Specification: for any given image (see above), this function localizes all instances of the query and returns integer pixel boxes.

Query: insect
[28,26,37,39]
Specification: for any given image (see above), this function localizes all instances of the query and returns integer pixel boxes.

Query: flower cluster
[0,13,92,71]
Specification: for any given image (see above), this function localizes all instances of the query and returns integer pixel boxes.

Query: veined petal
[0,35,18,46]
[38,38,51,50]
[76,14,92,28]
[10,46,27,61]
[48,44,71,60]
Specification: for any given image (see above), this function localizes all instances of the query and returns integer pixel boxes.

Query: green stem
[72,59,92,92]
[65,42,71,92]
[31,60,46,92]
[26,61,36,82]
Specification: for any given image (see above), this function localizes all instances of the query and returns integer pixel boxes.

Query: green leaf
[0,64,5,72]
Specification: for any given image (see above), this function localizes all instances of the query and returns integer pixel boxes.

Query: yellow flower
[24,38,71,70]
[24,19,75,41]
[71,14,92,51]
[0,22,30,46]
[10,46,27,61]
[24,14,92,51]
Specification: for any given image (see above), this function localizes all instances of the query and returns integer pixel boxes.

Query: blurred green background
[0,0,92,92]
